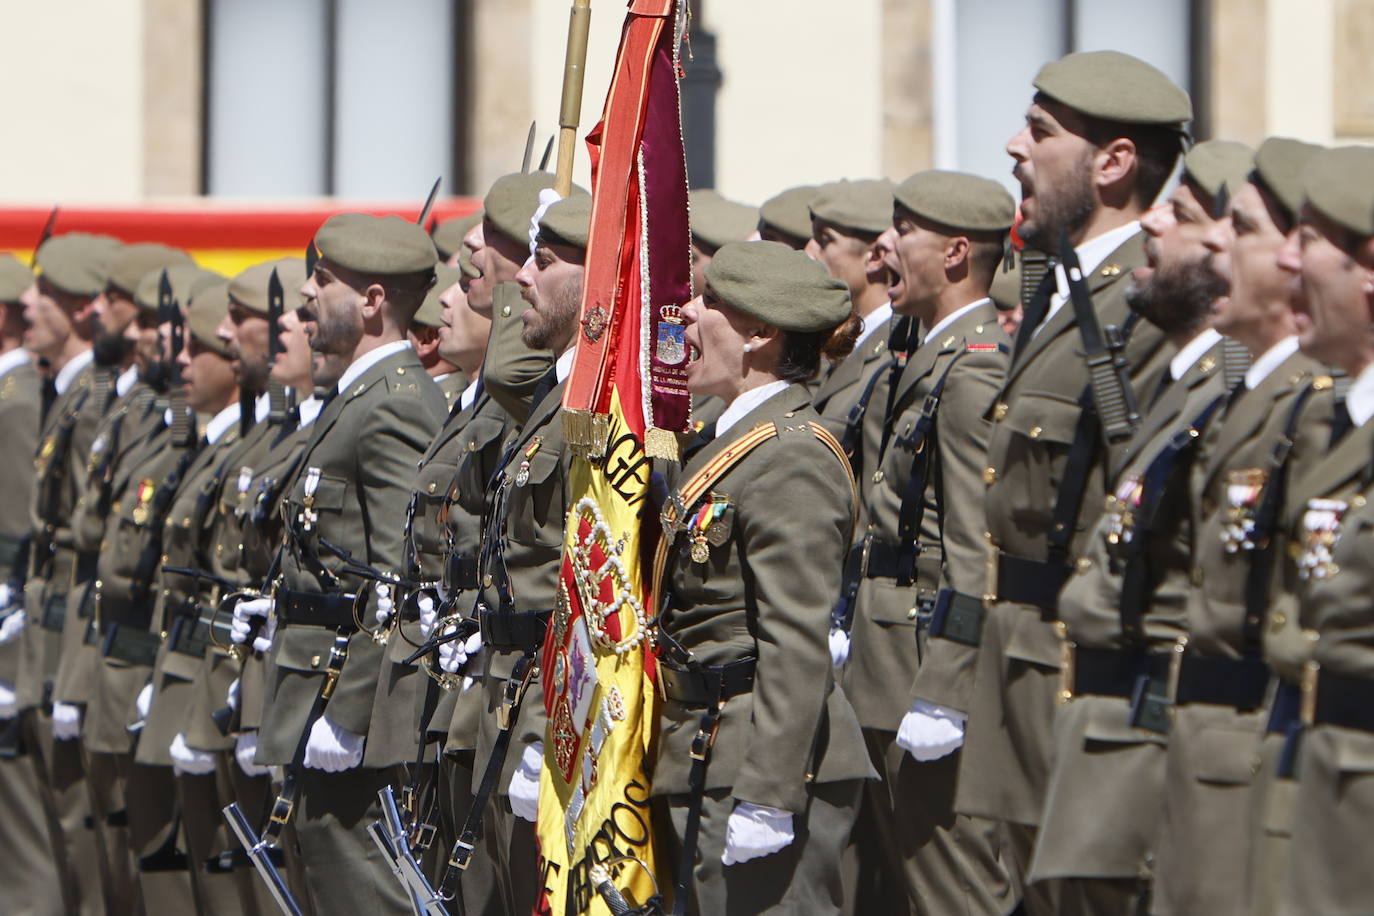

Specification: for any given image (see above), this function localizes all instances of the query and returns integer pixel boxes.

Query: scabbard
[223,802,303,916]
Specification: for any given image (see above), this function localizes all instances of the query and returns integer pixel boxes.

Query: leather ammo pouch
[1068,645,1173,734]
[928,588,986,647]
[39,592,67,632]
[477,606,551,651]
[102,624,161,667]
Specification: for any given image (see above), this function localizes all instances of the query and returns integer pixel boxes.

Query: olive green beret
[689,189,758,251]
[1253,137,1324,224]
[0,255,32,304]
[758,185,818,243]
[1182,140,1254,204]
[35,233,122,298]
[1033,50,1192,127]
[134,265,226,316]
[186,282,232,357]
[893,170,1016,233]
[106,243,194,297]
[482,172,589,247]
[537,195,591,251]
[1303,145,1374,239]
[809,179,895,236]
[315,213,438,277]
[413,264,463,329]
[704,240,851,333]
[229,258,307,317]
[432,210,483,261]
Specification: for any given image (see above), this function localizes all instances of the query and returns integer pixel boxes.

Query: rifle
[160,270,197,448]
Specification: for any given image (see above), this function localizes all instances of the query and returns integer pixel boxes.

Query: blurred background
[0,0,1370,207]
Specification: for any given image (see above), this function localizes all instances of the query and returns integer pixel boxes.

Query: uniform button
[906,607,919,620]
[983,467,997,484]
[1076,557,1093,574]
[427,482,437,494]
[1270,612,1286,632]
[975,324,984,333]
[872,470,885,484]
[483,574,493,588]
[311,655,321,668]
[1354,495,1367,509]
[396,367,406,375]
[1251,755,1262,774]
[501,305,512,317]
[467,441,477,451]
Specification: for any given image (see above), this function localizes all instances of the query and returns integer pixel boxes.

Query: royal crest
[655,303,686,365]
[582,305,608,343]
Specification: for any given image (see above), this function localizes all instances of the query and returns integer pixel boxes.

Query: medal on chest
[687,493,730,564]
[300,466,321,532]
[1295,497,1347,580]
[1104,474,1144,549]
[1221,468,1267,553]
[132,478,156,525]
[514,437,542,487]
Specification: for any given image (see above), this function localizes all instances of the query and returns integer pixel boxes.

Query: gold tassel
[563,409,611,459]
[643,426,680,461]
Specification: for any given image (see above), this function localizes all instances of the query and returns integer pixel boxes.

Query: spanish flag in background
[537,1,692,913]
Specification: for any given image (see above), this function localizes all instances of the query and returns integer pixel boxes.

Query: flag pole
[554,0,593,197]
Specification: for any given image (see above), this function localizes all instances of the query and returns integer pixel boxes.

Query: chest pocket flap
[290,471,348,513]
[1002,389,1083,446]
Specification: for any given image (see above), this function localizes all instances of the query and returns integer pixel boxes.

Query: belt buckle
[449,838,475,871]
[268,795,294,827]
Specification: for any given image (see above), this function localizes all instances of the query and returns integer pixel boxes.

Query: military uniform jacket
[845,301,1007,728]
[652,384,873,812]
[0,357,39,687]
[1032,337,1230,882]
[473,372,569,791]
[1186,349,1333,671]
[812,314,893,460]
[365,382,507,767]
[482,284,555,428]
[256,347,446,763]
[18,360,98,709]
[134,419,244,765]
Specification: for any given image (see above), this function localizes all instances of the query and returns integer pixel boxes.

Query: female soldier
[651,241,874,914]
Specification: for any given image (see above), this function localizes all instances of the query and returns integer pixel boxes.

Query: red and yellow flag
[536,1,691,913]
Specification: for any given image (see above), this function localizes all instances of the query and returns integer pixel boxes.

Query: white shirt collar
[1345,361,1374,428]
[204,402,241,445]
[1039,221,1142,334]
[854,302,893,350]
[555,348,576,384]
[1245,335,1300,390]
[53,348,93,396]
[716,380,789,437]
[459,376,481,412]
[254,392,271,424]
[116,365,139,397]
[923,298,991,345]
[0,347,30,381]
[336,339,412,395]
[297,395,323,429]
[1169,328,1223,382]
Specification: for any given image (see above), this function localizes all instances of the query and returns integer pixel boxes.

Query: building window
[204,0,462,198]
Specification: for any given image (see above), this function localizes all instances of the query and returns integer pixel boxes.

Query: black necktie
[40,376,56,421]
[1330,400,1353,448]
[1148,371,1175,411]
[1011,270,1056,362]
[529,368,559,414]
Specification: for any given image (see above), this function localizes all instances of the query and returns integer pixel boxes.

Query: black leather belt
[1311,669,1374,733]
[478,607,551,650]
[102,623,161,667]
[1175,653,1269,711]
[1072,646,1171,698]
[994,552,1069,615]
[276,588,359,631]
[444,553,479,592]
[75,551,98,582]
[928,589,985,646]
[660,657,757,708]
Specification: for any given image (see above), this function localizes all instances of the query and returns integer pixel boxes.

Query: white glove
[508,741,543,822]
[418,594,438,638]
[227,677,240,711]
[0,609,25,646]
[230,595,274,648]
[234,732,271,778]
[722,802,795,865]
[0,680,16,719]
[136,682,153,719]
[896,698,967,762]
[0,582,12,609]
[169,733,217,775]
[302,716,365,772]
[52,702,81,741]
[372,583,394,629]
[439,629,482,676]
[829,627,850,668]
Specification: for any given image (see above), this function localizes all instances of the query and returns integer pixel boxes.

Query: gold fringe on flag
[643,426,681,460]
[563,408,611,459]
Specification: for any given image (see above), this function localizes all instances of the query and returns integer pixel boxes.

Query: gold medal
[514,462,530,486]
[690,537,710,564]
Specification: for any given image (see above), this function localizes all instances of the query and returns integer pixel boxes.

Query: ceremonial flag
[536,1,691,913]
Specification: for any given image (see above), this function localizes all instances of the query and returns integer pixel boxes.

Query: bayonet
[223,803,303,916]
[305,236,319,281]
[538,135,555,172]
[521,121,537,174]
[267,268,293,424]
[31,205,59,267]
[418,177,442,227]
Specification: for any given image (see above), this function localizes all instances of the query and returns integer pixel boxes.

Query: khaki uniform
[844,301,1014,914]
[1153,349,1333,916]
[0,354,64,916]
[957,232,1170,905]
[255,346,445,915]
[1247,415,1374,916]
[812,315,893,464]
[1031,337,1232,911]
[18,357,106,916]
[1279,437,1374,915]
[653,385,871,915]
